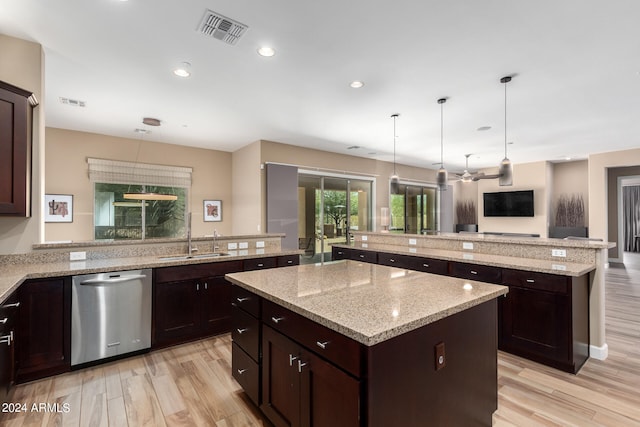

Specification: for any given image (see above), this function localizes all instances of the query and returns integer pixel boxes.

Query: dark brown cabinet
[499,269,589,373]
[243,257,277,271]
[449,261,503,284]
[261,325,360,427]
[15,277,71,383]
[153,260,243,348]
[231,286,262,405]
[0,293,19,402]
[0,80,37,217]
[377,252,448,275]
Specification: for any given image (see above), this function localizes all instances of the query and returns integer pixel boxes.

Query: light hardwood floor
[1,262,639,427]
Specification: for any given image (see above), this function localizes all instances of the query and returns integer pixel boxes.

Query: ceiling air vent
[59,97,86,107]
[198,9,248,45]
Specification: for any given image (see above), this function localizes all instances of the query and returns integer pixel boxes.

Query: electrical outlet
[239,242,249,249]
[69,251,86,261]
[552,264,567,271]
[463,242,474,250]
[552,249,567,257]
[435,342,446,371]
[256,241,265,248]
[362,235,368,241]
[409,238,417,245]
[227,242,238,250]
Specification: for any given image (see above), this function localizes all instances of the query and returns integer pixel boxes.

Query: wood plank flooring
[1,262,639,426]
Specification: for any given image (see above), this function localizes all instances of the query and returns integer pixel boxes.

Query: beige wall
[0,35,44,255]
[477,161,550,236]
[452,180,479,224]
[45,128,233,242]
[231,141,262,235]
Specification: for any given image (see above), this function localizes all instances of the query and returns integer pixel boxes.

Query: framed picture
[45,194,73,223]
[203,200,222,222]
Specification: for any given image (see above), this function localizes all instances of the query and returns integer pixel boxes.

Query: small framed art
[45,194,73,223]
[204,200,222,222]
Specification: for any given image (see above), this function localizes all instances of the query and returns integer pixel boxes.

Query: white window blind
[87,158,192,188]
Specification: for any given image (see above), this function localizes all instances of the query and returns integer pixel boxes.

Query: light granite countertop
[332,242,596,277]
[0,248,300,304]
[226,260,508,346]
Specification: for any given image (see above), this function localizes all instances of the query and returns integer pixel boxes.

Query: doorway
[298,173,373,263]
[389,182,439,234]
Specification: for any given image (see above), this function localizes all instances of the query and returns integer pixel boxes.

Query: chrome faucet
[187,212,198,256]
[212,229,220,253]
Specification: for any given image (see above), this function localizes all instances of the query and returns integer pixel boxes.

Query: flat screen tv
[483,190,534,217]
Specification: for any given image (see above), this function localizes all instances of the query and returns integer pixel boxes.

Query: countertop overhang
[226,260,508,346]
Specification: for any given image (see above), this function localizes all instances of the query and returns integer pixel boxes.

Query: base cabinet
[15,278,71,384]
[153,260,243,348]
[0,293,19,402]
[261,326,360,427]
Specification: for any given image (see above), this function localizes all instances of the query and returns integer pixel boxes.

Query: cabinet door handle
[470,270,478,275]
[2,302,19,308]
[196,283,200,291]
[0,335,10,346]
[237,368,247,375]
[289,354,298,366]
[271,316,285,324]
[236,328,249,334]
[204,282,208,290]
[236,297,250,303]
[298,360,308,373]
[526,279,535,283]
[0,318,7,324]
[316,341,329,350]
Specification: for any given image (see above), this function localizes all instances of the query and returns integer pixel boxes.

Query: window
[390,182,439,234]
[88,158,192,240]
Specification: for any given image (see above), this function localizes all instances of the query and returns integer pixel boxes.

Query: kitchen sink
[159,252,230,261]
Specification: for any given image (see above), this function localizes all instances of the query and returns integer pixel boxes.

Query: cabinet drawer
[262,300,363,377]
[155,260,243,283]
[243,257,277,271]
[377,252,412,269]
[332,247,349,260]
[232,305,260,361]
[277,254,300,267]
[348,250,377,264]
[407,256,449,275]
[450,262,502,284]
[503,269,568,294]
[0,294,19,331]
[232,343,260,405]
[231,286,260,318]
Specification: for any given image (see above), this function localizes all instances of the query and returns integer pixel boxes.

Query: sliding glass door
[298,174,372,263]
[390,183,439,234]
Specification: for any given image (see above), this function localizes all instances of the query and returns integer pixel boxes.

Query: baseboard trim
[590,343,608,360]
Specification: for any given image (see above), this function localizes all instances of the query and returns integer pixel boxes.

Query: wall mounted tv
[483,190,534,217]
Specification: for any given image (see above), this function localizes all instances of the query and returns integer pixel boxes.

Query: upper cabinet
[0,80,38,217]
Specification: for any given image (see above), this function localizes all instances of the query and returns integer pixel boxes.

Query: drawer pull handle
[2,302,19,308]
[237,368,247,375]
[289,354,298,366]
[0,318,7,325]
[236,297,250,302]
[389,259,395,263]
[271,316,285,324]
[359,254,365,258]
[316,341,329,350]
[298,360,308,373]
[236,328,249,334]
[526,279,535,283]
[470,270,478,275]
[257,263,264,267]
[423,263,429,268]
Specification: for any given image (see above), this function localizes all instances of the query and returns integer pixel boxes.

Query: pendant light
[436,98,448,191]
[123,122,178,201]
[461,154,473,183]
[498,76,513,186]
[390,113,400,194]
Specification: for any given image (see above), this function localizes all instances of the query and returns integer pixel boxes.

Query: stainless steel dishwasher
[71,269,152,367]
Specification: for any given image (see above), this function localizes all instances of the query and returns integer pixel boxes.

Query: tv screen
[483,190,534,217]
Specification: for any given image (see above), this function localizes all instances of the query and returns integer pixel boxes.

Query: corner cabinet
[0,80,38,217]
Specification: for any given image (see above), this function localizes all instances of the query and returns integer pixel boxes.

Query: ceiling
[2,0,639,171]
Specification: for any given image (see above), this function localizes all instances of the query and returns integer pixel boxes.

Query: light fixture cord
[440,101,444,166]
[504,80,508,158]
[393,115,397,175]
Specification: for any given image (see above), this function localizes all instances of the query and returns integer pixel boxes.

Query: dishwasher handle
[80,274,148,285]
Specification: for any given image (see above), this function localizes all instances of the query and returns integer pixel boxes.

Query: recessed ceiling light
[142,117,161,126]
[350,81,364,89]
[257,47,275,57]
[477,126,491,131]
[173,62,191,77]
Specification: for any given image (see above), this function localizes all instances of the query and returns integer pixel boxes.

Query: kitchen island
[226,260,508,427]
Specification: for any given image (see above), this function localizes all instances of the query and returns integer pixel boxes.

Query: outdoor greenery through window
[94,183,187,240]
